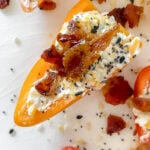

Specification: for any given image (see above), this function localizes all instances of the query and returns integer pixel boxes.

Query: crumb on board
[36,124,45,132]
[98,101,105,110]
[57,123,68,132]
[85,122,92,130]
[75,137,87,145]
[13,37,21,45]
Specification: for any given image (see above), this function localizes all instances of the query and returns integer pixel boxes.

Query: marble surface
[0,0,150,150]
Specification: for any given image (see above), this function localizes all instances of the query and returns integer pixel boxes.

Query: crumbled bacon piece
[97,0,106,4]
[124,4,143,28]
[0,0,9,9]
[107,114,126,135]
[108,8,127,26]
[108,4,143,28]
[35,71,57,95]
[41,45,62,65]
[57,33,80,49]
[90,25,119,51]
[38,0,56,10]
[63,42,99,79]
[63,25,119,79]
[67,20,80,33]
[102,76,133,105]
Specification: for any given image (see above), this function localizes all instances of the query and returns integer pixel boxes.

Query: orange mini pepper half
[14,0,97,126]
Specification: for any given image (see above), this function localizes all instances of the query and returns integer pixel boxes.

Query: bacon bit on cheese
[107,114,126,135]
[35,71,57,96]
[57,33,80,49]
[102,76,133,105]
[42,23,120,79]
[63,42,99,79]
[97,0,106,4]
[0,0,9,9]
[89,24,119,51]
[124,4,144,28]
[38,0,56,10]
[108,4,143,28]
[41,45,62,66]
[108,8,127,26]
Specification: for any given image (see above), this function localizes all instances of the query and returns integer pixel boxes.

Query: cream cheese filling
[26,11,141,115]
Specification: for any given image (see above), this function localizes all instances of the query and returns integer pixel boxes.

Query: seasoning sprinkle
[10,68,14,72]
[121,138,124,141]
[116,37,121,44]
[75,91,83,96]
[9,128,16,136]
[2,111,6,115]
[91,25,99,33]
[76,115,83,119]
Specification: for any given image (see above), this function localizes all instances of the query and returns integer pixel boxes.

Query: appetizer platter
[0,0,150,150]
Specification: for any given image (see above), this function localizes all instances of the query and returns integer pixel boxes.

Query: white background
[0,0,150,150]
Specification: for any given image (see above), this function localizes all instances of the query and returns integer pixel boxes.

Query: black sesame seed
[133,139,136,142]
[132,55,136,58]
[74,129,78,132]
[74,82,79,87]
[91,25,99,33]
[10,99,14,102]
[89,64,95,70]
[69,139,72,142]
[116,37,121,44]
[10,68,14,72]
[119,56,125,63]
[54,93,57,96]
[147,39,149,42]
[121,138,124,141]
[9,128,16,136]
[75,91,83,96]
[98,56,102,62]
[76,115,83,119]
[13,94,17,98]
[139,33,143,37]
[130,69,134,72]
[2,111,6,115]
[130,126,133,130]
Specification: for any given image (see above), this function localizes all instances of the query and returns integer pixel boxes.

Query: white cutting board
[0,0,150,150]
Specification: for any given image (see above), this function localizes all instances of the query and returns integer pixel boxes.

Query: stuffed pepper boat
[14,0,142,126]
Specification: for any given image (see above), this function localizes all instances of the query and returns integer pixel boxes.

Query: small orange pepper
[14,0,97,126]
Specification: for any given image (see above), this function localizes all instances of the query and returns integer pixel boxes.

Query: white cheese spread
[26,11,141,115]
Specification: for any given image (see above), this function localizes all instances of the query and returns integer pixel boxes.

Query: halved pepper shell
[14,0,97,126]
